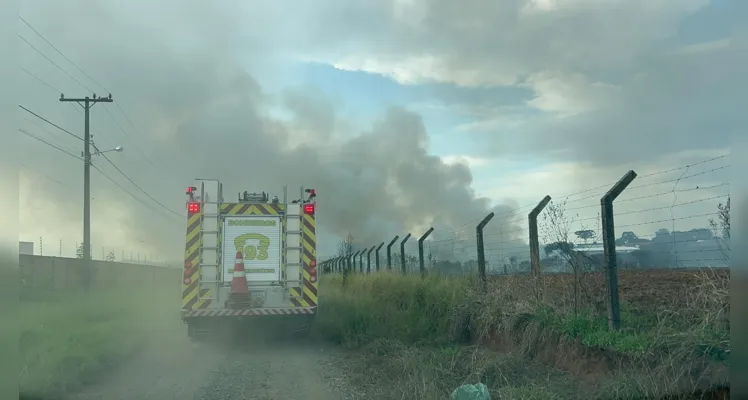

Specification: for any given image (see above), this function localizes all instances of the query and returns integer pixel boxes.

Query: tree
[574,229,595,243]
[709,195,730,262]
[337,233,354,258]
[336,233,355,279]
[543,241,575,256]
[711,196,730,240]
[76,243,84,259]
[105,251,116,262]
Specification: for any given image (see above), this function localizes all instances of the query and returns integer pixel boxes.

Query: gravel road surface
[70,323,357,400]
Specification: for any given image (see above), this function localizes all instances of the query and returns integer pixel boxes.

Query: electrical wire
[20,15,169,176]
[20,16,109,94]
[18,104,82,140]
[96,150,183,218]
[18,17,183,223]
[18,34,95,93]
[18,126,182,224]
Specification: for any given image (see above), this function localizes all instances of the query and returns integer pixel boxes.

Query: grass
[314,272,473,347]
[314,269,730,399]
[19,285,177,399]
[342,338,580,400]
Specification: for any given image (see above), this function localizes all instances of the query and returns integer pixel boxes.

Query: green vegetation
[314,272,473,346]
[19,286,176,398]
[314,269,730,399]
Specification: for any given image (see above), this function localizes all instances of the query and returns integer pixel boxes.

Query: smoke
[167,80,525,256]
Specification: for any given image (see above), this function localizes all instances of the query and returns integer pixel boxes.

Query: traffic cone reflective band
[228,251,251,308]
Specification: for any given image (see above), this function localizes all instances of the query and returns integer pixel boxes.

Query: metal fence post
[359,252,364,273]
[386,235,399,270]
[352,251,360,273]
[366,246,375,273]
[476,212,495,287]
[375,242,385,271]
[529,195,552,281]
[601,170,637,330]
[418,227,435,278]
[400,233,412,275]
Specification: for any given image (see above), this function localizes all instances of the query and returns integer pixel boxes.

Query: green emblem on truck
[234,233,270,261]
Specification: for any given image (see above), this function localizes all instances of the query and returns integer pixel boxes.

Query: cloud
[283,0,740,168]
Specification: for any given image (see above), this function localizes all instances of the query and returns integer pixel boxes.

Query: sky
[14,0,741,264]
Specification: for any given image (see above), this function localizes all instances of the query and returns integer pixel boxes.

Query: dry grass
[339,338,579,400]
[315,268,730,399]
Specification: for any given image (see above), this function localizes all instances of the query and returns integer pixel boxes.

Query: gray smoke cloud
[17,0,523,261]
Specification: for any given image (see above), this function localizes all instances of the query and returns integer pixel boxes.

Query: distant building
[19,241,34,256]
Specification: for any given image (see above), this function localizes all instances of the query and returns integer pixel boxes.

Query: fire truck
[181,179,319,340]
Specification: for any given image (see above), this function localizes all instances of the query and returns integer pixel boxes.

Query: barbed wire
[336,154,734,275]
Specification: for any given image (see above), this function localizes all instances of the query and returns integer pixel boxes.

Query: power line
[18,128,81,160]
[19,16,169,178]
[19,126,182,224]
[18,104,81,140]
[97,151,183,218]
[20,163,72,188]
[91,163,183,224]
[19,108,179,220]
[18,34,94,93]
[19,16,109,93]
[21,66,61,93]
[103,106,161,171]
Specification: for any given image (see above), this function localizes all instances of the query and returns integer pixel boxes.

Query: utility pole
[60,93,113,274]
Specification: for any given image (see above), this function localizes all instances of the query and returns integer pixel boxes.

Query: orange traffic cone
[228,251,251,309]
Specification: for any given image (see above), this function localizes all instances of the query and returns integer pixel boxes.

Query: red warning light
[187,187,193,193]
[303,203,315,215]
[187,202,200,213]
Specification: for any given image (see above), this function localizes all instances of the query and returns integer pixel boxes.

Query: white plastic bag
[450,383,491,400]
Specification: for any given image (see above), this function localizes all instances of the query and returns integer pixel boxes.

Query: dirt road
[70,326,356,400]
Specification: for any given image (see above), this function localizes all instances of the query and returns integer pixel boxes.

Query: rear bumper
[182,307,316,319]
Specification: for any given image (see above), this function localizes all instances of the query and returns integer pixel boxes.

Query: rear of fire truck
[181,179,319,340]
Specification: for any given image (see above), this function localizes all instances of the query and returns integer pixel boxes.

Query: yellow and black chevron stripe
[220,203,284,215]
[290,212,317,308]
[182,210,212,310]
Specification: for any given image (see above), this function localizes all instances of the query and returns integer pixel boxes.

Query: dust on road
[70,325,357,400]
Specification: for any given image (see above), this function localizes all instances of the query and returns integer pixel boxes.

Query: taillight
[187,202,200,213]
[309,259,317,283]
[303,203,315,215]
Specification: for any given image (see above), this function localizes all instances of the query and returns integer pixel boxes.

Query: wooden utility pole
[59,94,113,268]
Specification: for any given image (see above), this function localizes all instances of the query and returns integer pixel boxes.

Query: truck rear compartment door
[222,215,282,283]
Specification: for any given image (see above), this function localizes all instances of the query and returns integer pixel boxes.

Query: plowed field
[489,268,730,312]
